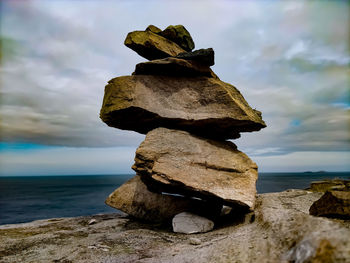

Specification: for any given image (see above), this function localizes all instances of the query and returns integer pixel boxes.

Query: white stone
[88,219,97,225]
[172,212,214,234]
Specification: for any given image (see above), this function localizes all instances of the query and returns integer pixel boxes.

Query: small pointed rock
[159,25,195,51]
[145,25,162,34]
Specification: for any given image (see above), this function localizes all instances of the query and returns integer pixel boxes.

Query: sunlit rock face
[100,75,265,139]
[101,25,266,227]
[133,128,258,209]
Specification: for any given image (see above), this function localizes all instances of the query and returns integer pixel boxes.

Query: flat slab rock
[133,128,258,209]
[176,48,215,66]
[307,179,350,192]
[133,57,218,78]
[1,190,349,263]
[100,75,266,139]
[124,30,185,60]
[172,212,214,234]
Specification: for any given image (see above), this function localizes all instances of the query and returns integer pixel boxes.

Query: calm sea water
[0,172,349,225]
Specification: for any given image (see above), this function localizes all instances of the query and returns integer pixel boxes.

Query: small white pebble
[88,219,97,225]
[189,237,202,245]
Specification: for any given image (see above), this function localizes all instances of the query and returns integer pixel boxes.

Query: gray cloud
[0,0,349,157]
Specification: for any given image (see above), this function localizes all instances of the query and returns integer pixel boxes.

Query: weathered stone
[176,48,215,66]
[1,190,350,263]
[309,190,350,219]
[132,128,258,209]
[189,237,202,245]
[133,57,218,78]
[105,175,202,222]
[172,212,214,234]
[306,179,350,192]
[160,25,195,51]
[100,75,266,139]
[145,25,161,34]
[124,30,185,60]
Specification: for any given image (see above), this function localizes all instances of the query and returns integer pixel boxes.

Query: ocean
[0,172,349,225]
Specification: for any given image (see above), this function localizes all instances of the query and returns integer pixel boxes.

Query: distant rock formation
[100,25,266,229]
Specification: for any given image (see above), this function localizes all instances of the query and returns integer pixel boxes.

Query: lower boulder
[133,127,258,210]
[106,176,192,222]
[105,175,222,222]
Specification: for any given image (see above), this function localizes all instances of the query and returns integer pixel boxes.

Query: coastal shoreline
[1,189,349,263]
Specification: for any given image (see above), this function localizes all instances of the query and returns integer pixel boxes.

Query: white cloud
[0,0,349,174]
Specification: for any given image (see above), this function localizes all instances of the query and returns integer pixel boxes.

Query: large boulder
[133,57,218,78]
[124,30,185,60]
[132,128,258,209]
[309,190,350,219]
[159,25,195,51]
[100,75,266,139]
[176,48,215,66]
[105,175,211,222]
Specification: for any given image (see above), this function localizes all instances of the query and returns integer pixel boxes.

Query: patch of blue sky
[290,119,302,127]
[0,142,54,152]
[331,102,350,110]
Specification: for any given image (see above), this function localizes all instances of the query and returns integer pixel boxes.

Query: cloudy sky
[0,0,349,175]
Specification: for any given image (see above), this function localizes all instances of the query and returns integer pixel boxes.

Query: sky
[0,0,349,175]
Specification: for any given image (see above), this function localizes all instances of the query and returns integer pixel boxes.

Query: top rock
[124,30,185,61]
[159,25,195,52]
[124,25,195,60]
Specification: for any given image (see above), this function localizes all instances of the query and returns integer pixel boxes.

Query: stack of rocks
[100,25,266,233]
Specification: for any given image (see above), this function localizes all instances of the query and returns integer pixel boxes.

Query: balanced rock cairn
[100,25,266,233]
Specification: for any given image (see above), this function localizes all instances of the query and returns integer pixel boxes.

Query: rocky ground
[1,189,349,263]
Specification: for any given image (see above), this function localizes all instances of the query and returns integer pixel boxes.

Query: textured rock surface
[159,25,195,51]
[133,57,218,78]
[172,212,214,234]
[176,48,215,66]
[124,30,185,60]
[133,128,258,209]
[307,179,350,192]
[1,190,349,263]
[309,190,350,219]
[100,75,266,139]
[105,176,205,222]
